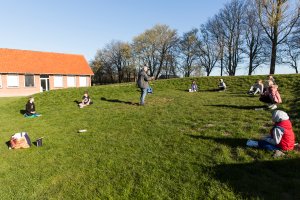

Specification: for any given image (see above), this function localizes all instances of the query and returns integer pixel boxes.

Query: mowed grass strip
[0,74,300,199]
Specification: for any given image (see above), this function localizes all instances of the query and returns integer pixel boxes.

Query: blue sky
[0,0,294,75]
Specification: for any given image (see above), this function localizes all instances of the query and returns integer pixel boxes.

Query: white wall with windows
[67,76,76,87]
[54,75,63,87]
[79,76,88,87]
[7,74,19,87]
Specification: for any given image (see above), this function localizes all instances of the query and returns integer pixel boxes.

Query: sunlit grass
[0,74,299,199]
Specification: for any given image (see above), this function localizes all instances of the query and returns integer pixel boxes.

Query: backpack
[147,87,153,94]
[10,132,31,149]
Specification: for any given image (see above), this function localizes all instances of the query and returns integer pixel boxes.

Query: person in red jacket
[246,110,295,151]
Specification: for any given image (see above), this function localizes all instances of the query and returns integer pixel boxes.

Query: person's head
[257,79,262,84]
[268,75,273,79]
[84,91,88,97]
[192,80,196,84]
[272,110,289,123]
[29,97,34,103]
[267,80,274,87]
[220,79,223,83]
[143,65,149,72]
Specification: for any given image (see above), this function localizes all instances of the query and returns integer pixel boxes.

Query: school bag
[10,132,32,149]
[147,86,153,94]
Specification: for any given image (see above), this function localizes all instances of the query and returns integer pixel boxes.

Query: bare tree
[255,0,300,74]
[279,37,300,73]
[219,0,246,76]
[198,25,220,76]
[90,49,116,84]
[133,24,178,79]
[206,16,226,76]
[244,0,268,75]
[105,41,132,83]
[178,28,200,77]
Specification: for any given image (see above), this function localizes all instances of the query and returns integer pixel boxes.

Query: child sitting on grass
[189,80,198,92]
[218,79,226,91]
[247,79,264,95]
[79,91,92,108]
[259,81,282,110]
[25,97,41,117]
[246,110,295,152]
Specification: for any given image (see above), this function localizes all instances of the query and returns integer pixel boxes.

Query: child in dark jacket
[25,97,41,117]
[246,110,295,151]
[79,91,92,108]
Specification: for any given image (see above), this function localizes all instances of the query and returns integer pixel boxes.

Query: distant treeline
[90,0,300,85]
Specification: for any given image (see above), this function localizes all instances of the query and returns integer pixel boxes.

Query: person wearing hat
[246,110,295,151]
[137,65,154,106]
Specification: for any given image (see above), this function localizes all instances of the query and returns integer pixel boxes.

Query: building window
[54,75,63,87]
[25,74,35,87]
[79,76,87,87]
[0,75,2,88]
[67,76,76,87]
[7,74,19,87]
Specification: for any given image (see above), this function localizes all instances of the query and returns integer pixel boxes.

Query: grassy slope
[0,74,300,199]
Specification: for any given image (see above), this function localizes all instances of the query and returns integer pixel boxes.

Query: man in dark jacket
[137,66,154,106]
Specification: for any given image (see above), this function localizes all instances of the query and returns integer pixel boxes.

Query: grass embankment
[0,74,300,199]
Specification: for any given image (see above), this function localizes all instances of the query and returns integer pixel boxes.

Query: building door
[40,75,50,92]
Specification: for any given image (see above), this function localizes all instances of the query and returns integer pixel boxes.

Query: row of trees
[90,0,300,84]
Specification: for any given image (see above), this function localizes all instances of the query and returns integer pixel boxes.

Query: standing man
[137,65,154,106]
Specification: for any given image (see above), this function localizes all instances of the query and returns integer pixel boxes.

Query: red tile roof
[0,48,94,75]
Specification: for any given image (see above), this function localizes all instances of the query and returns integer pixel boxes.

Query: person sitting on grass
[79,91,92,108]
[189,80,198,92]
[263,75,276,92]
[259,81,282,110]
[218,79,226,91]
[25,97,41,117]
[247,79,264,95]
[246,110,295,152]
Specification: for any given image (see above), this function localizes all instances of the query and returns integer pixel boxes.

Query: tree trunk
[248,51,253,75]
[270,41,277,74]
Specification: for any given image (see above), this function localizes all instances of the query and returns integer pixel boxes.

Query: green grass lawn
[1,75,300,199]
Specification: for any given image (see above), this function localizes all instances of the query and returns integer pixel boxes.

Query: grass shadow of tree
[100,97,138,105]
[205,104,266,110]
[188,135,248,148]
[211,158,300,199]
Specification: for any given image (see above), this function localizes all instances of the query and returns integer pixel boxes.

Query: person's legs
[253,88,260,95]
[140,88,147,105]
[258,140,280,151]
[259,95,273,103]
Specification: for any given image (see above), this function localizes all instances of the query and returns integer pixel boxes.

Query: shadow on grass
[100,97,139,106]
[188,135,248,148]
[73,100,80,104]
[230,93,260,98]
[211,158,300,199]
[201,88,222,92]
[19,109,26,115]
[205,104,267,110]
